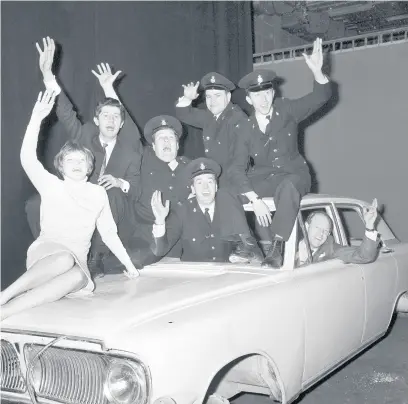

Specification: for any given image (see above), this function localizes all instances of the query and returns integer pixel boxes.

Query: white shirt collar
[198,201,215,221]
[168,159,179,171]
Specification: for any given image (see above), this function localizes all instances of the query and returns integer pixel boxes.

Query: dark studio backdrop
[1,1,253,288]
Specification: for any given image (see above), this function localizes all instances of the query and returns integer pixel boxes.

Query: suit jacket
[228,81,332,194]
[298,234,379,265]
[152,195,232,262]
[56,91,142,199]
[176,102,247,186]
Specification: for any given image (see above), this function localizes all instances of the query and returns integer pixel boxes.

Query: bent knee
[69,266,88,287]
[54,252,75,270]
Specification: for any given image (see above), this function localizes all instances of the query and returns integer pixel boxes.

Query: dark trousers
[243,173,310,242]
[25,188,132,255]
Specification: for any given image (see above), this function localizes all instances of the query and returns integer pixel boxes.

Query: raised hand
[91,63,122,89]
[302,37,323,74]
[31,90,56,122]
[182,81,200,101]
[151,190,170,225]
[363,198,378,230]
[35,37,55,82]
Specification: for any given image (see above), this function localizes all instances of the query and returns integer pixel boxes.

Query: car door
[333,203,398,344]
[294,205,366,385]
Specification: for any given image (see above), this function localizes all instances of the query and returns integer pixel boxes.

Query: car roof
[243,193,368,212]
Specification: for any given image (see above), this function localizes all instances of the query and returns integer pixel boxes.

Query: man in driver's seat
[297,199,380,266]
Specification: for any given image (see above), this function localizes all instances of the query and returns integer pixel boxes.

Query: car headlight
[104,359,149,404]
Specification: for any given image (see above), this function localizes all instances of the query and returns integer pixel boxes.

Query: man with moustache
[229,38,332,269]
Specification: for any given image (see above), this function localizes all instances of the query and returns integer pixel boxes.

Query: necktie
[99,143,108,178]
[204,208,211,223]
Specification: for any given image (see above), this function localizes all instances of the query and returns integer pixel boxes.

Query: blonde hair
[54,141,94,177]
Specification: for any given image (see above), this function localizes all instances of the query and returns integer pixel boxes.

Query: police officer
[175,72,247,186]
[228,38,332,268]
[130,115,191,250]
[150,158,262,263]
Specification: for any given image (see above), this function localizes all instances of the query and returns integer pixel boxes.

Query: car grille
[0,340,26,393]
[26,344,110,404]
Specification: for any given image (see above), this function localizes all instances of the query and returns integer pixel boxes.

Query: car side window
[295,205,338,268]
[334,205,365,246]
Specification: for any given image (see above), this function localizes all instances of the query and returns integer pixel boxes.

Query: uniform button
[254,153,258,157]
[211,234,214,238]
[218,141,221,145]
[304,161,307,164]
[274,149,278,152]
[236,124,239,128]
[205,149,209,153]
[275,157,279,160]
[206,136,210,140]
[276,111,279,116]
[189,199,193,203]
[288,133,291,136]
[252,124,255,129]
[150,172,153,175]
[193,208,196,212]
[169,186,173,190]
[213,257,216,260]
[269,137,273,140]
[172,173,175,177]
[277,165,281,168]
[212,246,215,250]
[192,238,196,242]
[247,118,250,122]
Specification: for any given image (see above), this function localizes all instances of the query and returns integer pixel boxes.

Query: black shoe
[261,239,284,269]
[229,235,264,264]
[88,252,106,278]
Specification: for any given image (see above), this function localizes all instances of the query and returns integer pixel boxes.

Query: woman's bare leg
[1,266,87,321]
[0,252,75,305]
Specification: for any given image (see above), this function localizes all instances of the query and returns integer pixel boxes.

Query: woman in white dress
[0,90,140,321]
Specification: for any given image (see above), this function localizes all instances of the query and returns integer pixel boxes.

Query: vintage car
[1,194,408,404]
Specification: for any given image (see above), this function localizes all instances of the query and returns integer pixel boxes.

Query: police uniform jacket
[56,90,142,200]
[176,102,247,183]
[153,195,231,262]
[228,81,332,194]
[133,147,191,223]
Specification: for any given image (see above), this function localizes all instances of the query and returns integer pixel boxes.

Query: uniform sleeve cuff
[152,224,165,238]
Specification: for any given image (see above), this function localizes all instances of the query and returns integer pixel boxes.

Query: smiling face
[61,151,90,181]
[94,105,124,141]
[191,173,217,205]
[152,128,179,163]
[307,213,332,249]
[246,88,275,115]
[205,88,231,116]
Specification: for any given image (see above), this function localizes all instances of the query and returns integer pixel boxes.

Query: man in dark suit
[297,199,380,266]
[25,37,142,274]
[228,38,333,269]
[150,158,263,263]
[175,72,247,187]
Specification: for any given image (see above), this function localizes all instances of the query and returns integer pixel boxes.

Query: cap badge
[161,119,167,126]
[210,76,215,83]
[200,163,206,170]
[257,75,263,84]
